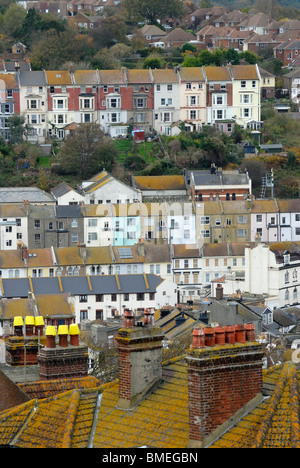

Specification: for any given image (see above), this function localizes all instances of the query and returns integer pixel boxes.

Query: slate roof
[19,71,47,86]
[55,205,83,218]
[0,274,164,298]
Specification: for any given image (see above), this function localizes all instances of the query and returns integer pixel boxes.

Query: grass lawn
[113,139,159,165]
[37,156,51,168]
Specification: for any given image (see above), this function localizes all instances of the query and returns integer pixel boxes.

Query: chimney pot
[235,324,246,343]
[25,316,35,336]
[214,326,225,345]
[144,308,155,326]
[123,308,135,328]
[204,327,215,347]
[245,323,256,342]
[13,316,24,336]
[69,323,80,346]
[45,326,56,348]
[225,325,236,344]
[58,325,69,348]
[192,327,205,348]
[35,316,45,336]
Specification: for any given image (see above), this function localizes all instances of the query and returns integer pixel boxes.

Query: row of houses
[0,237,299,327]
[0,64,262,142]
[0,171,299,250]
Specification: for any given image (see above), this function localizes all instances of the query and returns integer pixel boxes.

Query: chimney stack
[186,323,263,448]
[215,283,224,301]
[116,309,164,410]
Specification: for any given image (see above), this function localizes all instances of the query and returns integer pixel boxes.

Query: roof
[190,169,250,187]
[1,358,300,447]
[73,70,99,85]
[46,70,73,85]
[140,24,167,37]
[19,376,100,400]
[151,68,179,84]
[238,12,272,28]
[133,175,186,191]
[178,67,205,82]
[162,28,196,43]
[173,244,200,258]
[204,66,232,82]
[230,64,259,80]
[0,274,165,298]
[99,70,126,86]
[0,187,55,204]
[19,70,47,86]
[0,73,19,89]
[126,69,152,84]
[0,370,30,413]
[55,205,83,218]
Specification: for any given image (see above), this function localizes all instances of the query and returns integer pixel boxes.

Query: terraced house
[1,65,262,143]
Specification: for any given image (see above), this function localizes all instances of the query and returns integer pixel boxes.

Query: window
[238,229,247,237]
[88,219,97,227]
[72,219,78,228]
[72,233,78,243]
[200,216,210,225]
[111,294,117,302]
[241,81,246,88]
[80,310,88,321]
[123,293,130,301]
[285,272,289,284]
[88,232,98,241]
[201,230,210,238]
[96,294,104,302]
[79,295,88,302]
[137,293,145,301]
[34,234,40,243]
[256,215,263,223]
[34,220,40,228]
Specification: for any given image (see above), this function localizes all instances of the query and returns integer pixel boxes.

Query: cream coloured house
[177,67,207,132]
[230,64,261,130]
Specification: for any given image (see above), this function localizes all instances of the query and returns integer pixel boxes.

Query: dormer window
[284,251,290,265]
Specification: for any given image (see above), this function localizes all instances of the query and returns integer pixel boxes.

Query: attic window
[56,74,61,78]
[284,252,290,265]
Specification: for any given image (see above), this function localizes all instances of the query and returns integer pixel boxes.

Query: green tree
[59,123,117,179]
[143,57,162,69]
[123,0,184,24]
[2,4,26,39]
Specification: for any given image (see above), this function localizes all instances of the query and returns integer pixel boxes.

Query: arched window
[294,288,298,302]
[285,289,289,301]
[232,193,236,200]
[226,193,230,200]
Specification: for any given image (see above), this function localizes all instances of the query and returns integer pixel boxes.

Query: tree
[2,4,26,39]
[143,57,162,69]
[59,123,117,179]
[123,0,184,24]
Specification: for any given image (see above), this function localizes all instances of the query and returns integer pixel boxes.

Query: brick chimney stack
[116,310,164,410]
[186,323,264,448]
